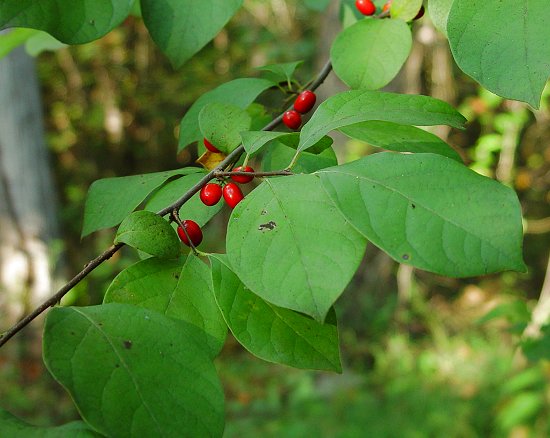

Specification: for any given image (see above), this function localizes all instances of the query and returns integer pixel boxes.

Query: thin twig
[213,169,293,178]
[0,60,333,348]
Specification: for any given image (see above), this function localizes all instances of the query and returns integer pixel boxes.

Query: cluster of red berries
[282,90,317,130]
[177,142,257,247]
[355,0,424,19]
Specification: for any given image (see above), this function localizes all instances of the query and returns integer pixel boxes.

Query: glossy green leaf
[318,153,526,276]
[331,19,412,90]
[115,211,181,259]
[140,0,243,68]
[447,0,550,108]
[210,255,342,372]
[0,408,100,438]
[104,256,227,357]
[199,103,251,153]
[262,137,337,174]
[298,90,467,152]
[340,120,463,161]
[390,0,424,22]
[0,0,134,44]
[226,174,367,321]
[82,168,201,237]
[178,78,273,152]
[256,60,303,85]
[43,304,224,438]
[428,0,454,36]
[240,131,291,155]
[246,103,273,131]
[0,28,38,59]
[145,172,223,227]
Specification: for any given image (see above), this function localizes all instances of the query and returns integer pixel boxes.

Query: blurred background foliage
[1,0,550,436]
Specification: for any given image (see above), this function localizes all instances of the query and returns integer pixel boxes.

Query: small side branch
[0,60,333,348]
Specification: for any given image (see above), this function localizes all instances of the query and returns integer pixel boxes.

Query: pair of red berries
[282,90,317,130]
[200,165,255,208]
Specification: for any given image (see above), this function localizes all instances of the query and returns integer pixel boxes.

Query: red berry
[414,6,425,20]
[200,183,222,206]
[177,220,203,247]
[230,166,255,184]
[382,0,392,13]
[223,183,244,209]
[356,0,376,16]
[294,90,317,114]
[203,138,220,153]
[282,110,302,130]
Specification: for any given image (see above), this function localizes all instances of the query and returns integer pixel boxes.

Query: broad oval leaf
[331,18,412,90]
[240,131,291,155]
[82,168,201,237]
[43,304,224,438]
[298,90,467,152]
[340,120,463,161]
[226,174,367,321]
[0,408,100,438]
[0,0,134,44]
[145,172,223,227]
[390,0,424,22]
[210,255,342,372]
[256,60,303,85]
[178,78,274,152]
[114,210,181,259]
[318,153,526,277]
[428,0,454,36]
[141,0,243,68]
[447,0,550,108]
[199,102,251,153]
[104,256,227,357]
[262,137,337,174]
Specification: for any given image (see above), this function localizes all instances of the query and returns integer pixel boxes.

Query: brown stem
[0,60,333,348]
[214,169,293,178]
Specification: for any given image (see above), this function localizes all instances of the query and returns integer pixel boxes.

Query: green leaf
[447,0,550,108]
[140,0,243,68]
[262,136,338,174]
[428,0,454,36]
[178,78,273,152]
[43,304,224,438]
[246,103,273,130]
[82,168,200,237]
[115,211,181,259]
[210,255,342,372]
[331,19,412,90]
[0,28,38,59]
[25,30,66,56]
[390,0,424,22]
[226,174,367,321]
[0,0,134,44]
[340,120,463,161]
[145,172,223,227]
[240,131,291,155]
[318,153,526,277]
[199,103,251,153]
[256,60,303,85]
[298,90,467,152]
[0,408,101,438]
[104,256,227,357]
